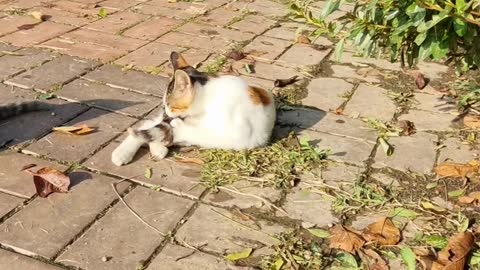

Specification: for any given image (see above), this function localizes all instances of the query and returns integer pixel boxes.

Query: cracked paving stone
[304,162,362,189]
[0,192,24,218]
[23,108,136,163]
[302,77,354,112]
[5,55,98,92]
[0,249,64,270]
[398,109,458,131]
[343,84,396,121]
[0,171,129,258]
[0,21,74,47]
[411,93,457,114]
[231,60,300,81]
[243,36,291,63]
[56,187,194,270]
[331,64,381,83]
[84,140,206,199]
[0,48,54,81]
[175,204,286,255]
[203,180,282,210]
[0,86,88,148]
[373,132,437,174]
[438,137,480,163]
[277,44,331,67]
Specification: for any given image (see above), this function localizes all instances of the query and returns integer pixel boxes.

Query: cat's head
[163,52,209,118]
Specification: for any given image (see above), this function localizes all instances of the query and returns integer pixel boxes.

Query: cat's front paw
[170,118,184,128]
[111,146,135,166]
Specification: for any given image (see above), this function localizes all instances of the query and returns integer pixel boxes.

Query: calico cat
[111,51,276,166]
[0,101,52,121]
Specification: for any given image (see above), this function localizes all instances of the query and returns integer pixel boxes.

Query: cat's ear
[167,70,195,112]
[170,52,189,70]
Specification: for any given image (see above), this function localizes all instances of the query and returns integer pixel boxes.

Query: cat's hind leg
[111,128,146,166]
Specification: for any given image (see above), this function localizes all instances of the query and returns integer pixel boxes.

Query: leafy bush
[291,0,480,70]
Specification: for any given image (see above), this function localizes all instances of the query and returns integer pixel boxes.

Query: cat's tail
[0,101,52,120]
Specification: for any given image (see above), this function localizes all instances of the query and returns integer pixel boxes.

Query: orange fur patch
[248,86,271,106]
[173,54,189,69]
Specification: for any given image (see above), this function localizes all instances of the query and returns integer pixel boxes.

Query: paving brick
[243,36,291,63]
[197,7,242,26]
[397,110,458,131]
[303,78,354,111]
[61,28,147,52]
[343,84,396,121]
[304,162,361,189]
[412,93,457,114]
[228,0,288,17]
[3,0,53,9]
[176,22,254,42]
[83,64,169,96]
[122,17,180,40]
[23,108,136,163]
[0,42,17,54]
[277,107,377,143]
[148,244,229,270]
[373,132,437,173]
[52,0,110,16]
[57,79,161,117]
[332,51,402,71]
[0,86,88,148]
[115,42,184,71]
[264,22,314,41]
[0,171,129,258]
[0,249,63,270]
[85,10,149,34]
[0,152,67,198]
[0,22,74,47]
[230,15,276,34]
[416,61,449,81]
[0,48,54,81]
[0,15,38,36]
[203,180,282,210]
[84,140,206,199]
[5,55,97,92]
[238,75,274,90]
[157,31,230,52]
[148,0,227,10]
[331,64,381,83]
[99,0,147,10]
[277,44,330,67]
[438,137,479,163]
[40,38,126,62]
[279,183,338,227]
[175,204,285,254]
[32,7,96,26]
[0,192,24,218]
[132,4,195,19]
[56,187,194,269]
[232,60,300,81]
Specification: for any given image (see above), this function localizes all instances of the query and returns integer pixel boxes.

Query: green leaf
[336,252,358,268]
[145,167,152,179]
[98,8,108,18]
[224,248,253,261]
[414,31,427,45]
[421,201,446,212]
[379,137,394,156]
[454,18,467,37]
[448,189,465,198]
[417,12,449,32]
[431,40,449,60]
[334,38,345,62]
[36,93,55,100]
[400,247,416,270]
[308,228,331,238]
[320,0,344,20]
[272,257,284,270]
[469,251,480,266]
[456,0,466,13]
[389,208,420,219]
[426,182,438,189]
[423,235,448,249]
[458,217,469,232]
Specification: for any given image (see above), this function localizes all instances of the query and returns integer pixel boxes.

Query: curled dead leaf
[432,232,474,270]
[174,156,204,165]
[463,115,480,129]
[274,76,299,88]
[396,120,416,136]
[413,72,427,90]
[24,167,70,198]
[362,217,401,246]
[434,160,480,178]
[30,11,46,21]
[329,225,365,254]
[358,249,389,270]
[226,50,245,61]
[458,191,480,206]
[53,124,95,135]
[295,35,311,44]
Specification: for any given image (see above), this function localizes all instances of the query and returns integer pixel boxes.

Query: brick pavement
[0,0,464,269]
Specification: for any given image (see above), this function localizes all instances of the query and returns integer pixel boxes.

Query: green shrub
[291,0,480,71]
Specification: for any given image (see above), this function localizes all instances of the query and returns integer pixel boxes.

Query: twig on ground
[218,186,288,215]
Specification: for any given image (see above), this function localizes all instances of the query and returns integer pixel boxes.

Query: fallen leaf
[308,228,331,238]
[448,189,465,198]
[174,156,204,165]
[421,201,447,212]
[463,115,480,129]
[245,50,268,58]
[329,225,365,254]
[379,137,394,156]
[396,120,416,136]
[272,257,284,270]
[389,208,419,220]
[359,249,389,270]
[363,217,401,246]
[53,124,95,135]
[336,252,359,268]
[24,167,70,198]
[432,232,474,270]
[224,248,253,261]
[244,63,254,74]
[400,247,416,270]
[458,191,480,206]
[226,50,245,61]
[274,76,299,88]
[145,167,152,179]
[413,72,427,89]
[414,247,435,270]
[423,235,448,249]
[30,11,46,21]
[98,7,107,18]
[296,34,311,44]
[21,163,37,171]
[434,160,479,178]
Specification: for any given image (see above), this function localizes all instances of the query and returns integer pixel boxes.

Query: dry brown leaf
[413,72,427,89]
[329,225,365,254]
[174,156,204,165]
[30,11,46,21]
[463,115,480,129]
[359,249,389,270]
[245,50,268,57]
[296,35,311,44]
[227,50,245,61]
[274,76,299,88]
[396,120,416,136]
[413,247,436,270]
[432,232,474,270]
[53,124,95,135]
[24,167,70,198]
[434,160,480,178]
[362,217,401,246]
[458,191,480,206]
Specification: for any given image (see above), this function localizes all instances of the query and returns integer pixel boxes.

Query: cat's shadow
[0,99,145,152]
[272,107,326,142]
